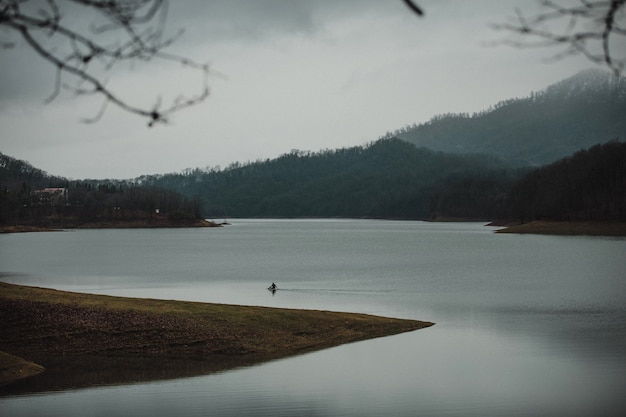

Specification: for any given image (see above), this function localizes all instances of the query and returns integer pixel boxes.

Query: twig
[491,0,625,76]
[0,0,209,125]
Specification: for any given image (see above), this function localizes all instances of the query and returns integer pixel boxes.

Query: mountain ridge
[2,70,624,225]
[396,69,626,166]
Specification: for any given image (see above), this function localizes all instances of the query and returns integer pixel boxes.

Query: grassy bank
[495,221,626,236]
[0,283,432,392]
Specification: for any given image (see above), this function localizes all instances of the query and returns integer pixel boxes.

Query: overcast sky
[0,0,595,180]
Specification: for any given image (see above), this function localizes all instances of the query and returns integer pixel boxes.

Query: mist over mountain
[133,69,626,221]
[395,69,626,166]
[3,70,624,224]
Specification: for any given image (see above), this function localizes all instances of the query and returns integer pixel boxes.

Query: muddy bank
[0,218,220,233]
[494,220,626,236]
[0,283,432,394]
[0,351,45,388]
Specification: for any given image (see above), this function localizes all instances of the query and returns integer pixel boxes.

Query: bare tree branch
[403,0,424,17]
[0,0,209,126]
[492,0,626,76]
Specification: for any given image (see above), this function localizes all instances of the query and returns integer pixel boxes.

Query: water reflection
[0,354,271,396]
[3,326,624,417]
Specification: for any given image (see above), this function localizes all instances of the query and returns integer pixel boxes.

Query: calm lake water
[1,219,625,416]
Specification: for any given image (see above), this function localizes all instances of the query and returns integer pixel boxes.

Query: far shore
[0,218,221,233]
[0,225,64,233]
[493,220,626,236]
[3,219,625,237]
[0,282,433,393]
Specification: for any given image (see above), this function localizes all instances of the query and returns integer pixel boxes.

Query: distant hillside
[140,138,625,223]
[0,152,204,227]
[5,137,623,225]
[5,67,624,224]
[140,138,516,219]
[0,151,66,189]
[396,69,626,166]
[507,141,626,222]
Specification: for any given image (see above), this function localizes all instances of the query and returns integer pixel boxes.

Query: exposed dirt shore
[0,225,63,233]
[494,220,626,236]
[0,351,45,388]
[0,218,221,233]
[0,283,432,393]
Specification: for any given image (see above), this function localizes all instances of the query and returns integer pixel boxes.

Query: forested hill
[507,141,626,222]
[140,138,625,222]
[139,139,516,219]
[0,152,203,226]
[396,69,626,166]
[4,139,624,224]
[0,151,66,189]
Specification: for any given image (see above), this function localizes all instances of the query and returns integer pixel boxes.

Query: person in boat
[269,282,277,290]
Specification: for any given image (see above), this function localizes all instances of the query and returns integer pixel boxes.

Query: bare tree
[0,0,209,126]
[402,0,424,17]
[493,0,626,76]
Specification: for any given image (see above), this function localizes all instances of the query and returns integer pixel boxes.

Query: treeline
[143,139,625,223]
[4,138,623,226]
[141,138,516,219]
[0,152,202,226]
[508,141,626,222]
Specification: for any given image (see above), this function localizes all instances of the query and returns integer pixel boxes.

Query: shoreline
[3,218,625,236]
[494,220,626,236]
[0,218,221,233]
[0,283,433,393]
[0,352,45,388]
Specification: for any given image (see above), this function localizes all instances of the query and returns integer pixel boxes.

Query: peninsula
[0,282,432,393]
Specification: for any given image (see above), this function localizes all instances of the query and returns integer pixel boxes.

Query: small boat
[267,285,278,292]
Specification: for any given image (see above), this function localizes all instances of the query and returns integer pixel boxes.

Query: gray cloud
[0,0,596,179]
[169,0,395,42]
